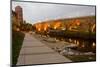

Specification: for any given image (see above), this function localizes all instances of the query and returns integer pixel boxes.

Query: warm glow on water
[92,42,96,47]
[69,38,72,42]
[76,41,79,46]
[74,40,77,43]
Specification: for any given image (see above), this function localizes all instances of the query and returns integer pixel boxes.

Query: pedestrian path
[17,33,72,65]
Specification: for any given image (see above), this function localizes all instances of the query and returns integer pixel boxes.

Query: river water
[60,38,96,53]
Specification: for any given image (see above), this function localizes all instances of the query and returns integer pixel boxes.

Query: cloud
[12,1,95,24]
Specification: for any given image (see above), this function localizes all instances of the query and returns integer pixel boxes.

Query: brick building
[12,6,23,31]
[15,6,23,26]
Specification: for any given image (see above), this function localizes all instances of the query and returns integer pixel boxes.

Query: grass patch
[65,55,96,62]
[12,30,25,65]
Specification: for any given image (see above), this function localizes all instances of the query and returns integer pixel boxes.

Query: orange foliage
[35,22,49,32]
[43,23,49,31]
[75,19,80,26]
[35,23,42,31]
[53,21,61,29]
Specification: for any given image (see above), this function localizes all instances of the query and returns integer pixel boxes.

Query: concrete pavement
[17,33,72,65]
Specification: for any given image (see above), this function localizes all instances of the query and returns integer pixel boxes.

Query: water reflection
[92,42,96,47]
[64,38,96,52]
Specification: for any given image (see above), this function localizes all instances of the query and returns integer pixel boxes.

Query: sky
[12,1,95,24]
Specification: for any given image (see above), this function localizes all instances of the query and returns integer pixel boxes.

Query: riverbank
[48,30,96,40]
[32,33,96,62]
[65,55,96,62]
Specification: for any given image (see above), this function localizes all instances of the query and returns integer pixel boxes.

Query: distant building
[12,6,23,31]
[15,6,23,26]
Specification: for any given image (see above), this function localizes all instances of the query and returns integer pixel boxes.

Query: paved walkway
[17,33,72,65]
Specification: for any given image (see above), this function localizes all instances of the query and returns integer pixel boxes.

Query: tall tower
[15,6,23,26]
